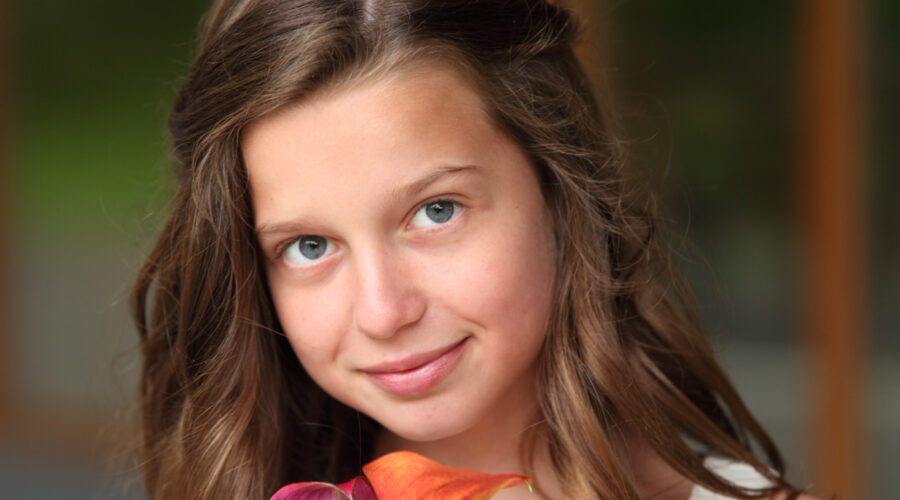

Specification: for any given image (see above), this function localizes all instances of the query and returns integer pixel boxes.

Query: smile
[361,337,469,396]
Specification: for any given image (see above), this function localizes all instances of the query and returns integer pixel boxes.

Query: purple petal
[346,476,378,500]
[269,481,352,500]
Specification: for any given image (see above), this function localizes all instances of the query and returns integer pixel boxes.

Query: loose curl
[132,1,798,498]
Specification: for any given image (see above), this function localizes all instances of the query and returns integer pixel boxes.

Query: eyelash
[407,197,463,230]
[273,197,465,261]
[274,237,311,261]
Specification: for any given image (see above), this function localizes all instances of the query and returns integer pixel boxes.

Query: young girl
[132,1,817,498]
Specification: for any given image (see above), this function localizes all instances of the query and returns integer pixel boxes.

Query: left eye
[410,200,458,228]
[283,235,336,267]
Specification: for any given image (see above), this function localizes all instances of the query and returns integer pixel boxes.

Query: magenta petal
[270,476,377,500]
[269,481,353,500]
[346,476,377,500]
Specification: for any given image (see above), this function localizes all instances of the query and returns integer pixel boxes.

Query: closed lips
[361,337,470,395]
[361,337,469,374]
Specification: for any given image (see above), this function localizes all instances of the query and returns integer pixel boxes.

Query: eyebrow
[255,164,480,236]
[390,164,479,201]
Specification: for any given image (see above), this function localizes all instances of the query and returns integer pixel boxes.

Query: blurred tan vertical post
[0,0,12,433]
[564,0,611,76]
[797,0,868,498]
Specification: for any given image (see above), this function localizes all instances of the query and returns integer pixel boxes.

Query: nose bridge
[352,242,424,339]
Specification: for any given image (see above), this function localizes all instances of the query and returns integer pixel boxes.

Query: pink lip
[361,338,469,396]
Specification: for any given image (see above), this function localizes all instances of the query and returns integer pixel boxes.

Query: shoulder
[688,456,821,500]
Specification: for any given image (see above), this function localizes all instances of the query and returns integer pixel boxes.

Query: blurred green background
[2,0,897,498]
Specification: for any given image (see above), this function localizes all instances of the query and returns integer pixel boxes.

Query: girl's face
[244,64,556,444]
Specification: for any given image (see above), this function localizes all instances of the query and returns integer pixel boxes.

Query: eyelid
[407,197,464,230]
[267,196,466,260]
[272,237,299,259]
[276,235,338,268]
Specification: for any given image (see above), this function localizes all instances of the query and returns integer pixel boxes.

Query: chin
[390,425,462,443]
[373,405,479,444]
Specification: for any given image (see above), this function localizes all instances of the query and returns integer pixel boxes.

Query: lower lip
[365,339,468,396]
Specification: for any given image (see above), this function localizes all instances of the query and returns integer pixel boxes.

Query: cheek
[441,215,556,342]
[269,278,350,365]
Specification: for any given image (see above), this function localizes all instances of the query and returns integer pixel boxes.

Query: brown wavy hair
[132,0,798,498]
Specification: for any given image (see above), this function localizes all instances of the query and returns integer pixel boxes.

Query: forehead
[241,64,512,223]
[243,62,492,152]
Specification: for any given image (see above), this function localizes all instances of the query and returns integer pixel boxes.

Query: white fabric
[688,456,775,499]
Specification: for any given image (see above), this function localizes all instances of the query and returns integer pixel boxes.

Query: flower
[271,451,531,500]
[271,476,376,500]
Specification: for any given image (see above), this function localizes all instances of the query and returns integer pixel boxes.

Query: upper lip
[360,338,468,374]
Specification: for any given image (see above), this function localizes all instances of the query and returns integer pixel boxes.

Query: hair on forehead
[315,41,485,107]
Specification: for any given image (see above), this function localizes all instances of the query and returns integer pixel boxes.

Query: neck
[373,402,564,499]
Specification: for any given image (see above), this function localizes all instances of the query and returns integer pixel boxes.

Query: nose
[352,247,425,339]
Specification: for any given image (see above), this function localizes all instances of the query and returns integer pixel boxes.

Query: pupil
[425,202,454,223]
[299,236,327,259]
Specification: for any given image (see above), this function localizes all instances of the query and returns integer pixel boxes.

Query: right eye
[283,235,336,267]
